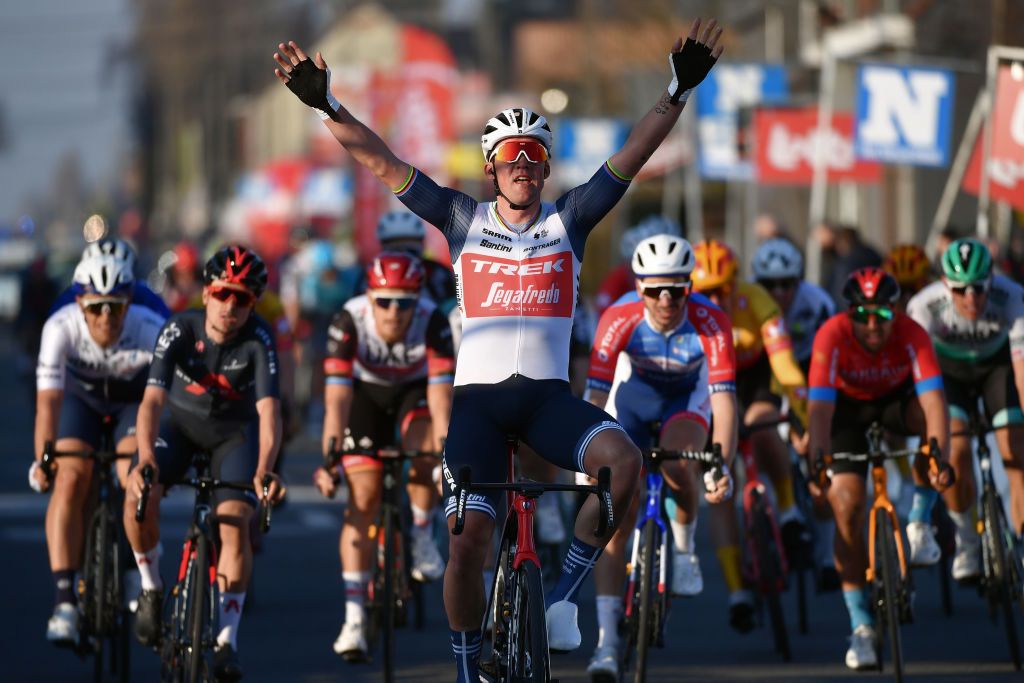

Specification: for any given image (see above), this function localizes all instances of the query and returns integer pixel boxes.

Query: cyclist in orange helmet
[883,244,932,311]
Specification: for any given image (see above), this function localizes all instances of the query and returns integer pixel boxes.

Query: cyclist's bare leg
[115,435,136,488]
[45,437,94,571]
[593,482,641,596]
[444,511,494,630]
[746,401,794,512]
[123,474,164,555]
[215,499,254,592]
[340,467,383,575]
[660,418,709,525]
[403,416,438,514]
[996,423,1024,533]
[578,429,641,544]
[828,473,867,591]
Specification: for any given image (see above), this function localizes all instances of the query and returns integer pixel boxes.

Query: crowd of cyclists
[21,16,1024,682]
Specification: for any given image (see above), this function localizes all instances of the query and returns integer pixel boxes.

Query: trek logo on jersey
[461,253,573,318]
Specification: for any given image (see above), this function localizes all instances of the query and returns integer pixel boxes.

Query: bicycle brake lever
[259,474,273,533]
[594,466,613,538]
[452,466,471,536]
[136,464,154,522]
[40,442,55,481]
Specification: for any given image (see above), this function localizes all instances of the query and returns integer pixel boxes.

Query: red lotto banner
[963,65,1024,210]
[754,107,881,184]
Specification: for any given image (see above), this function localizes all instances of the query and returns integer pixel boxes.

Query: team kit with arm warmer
[393,163,632,518]
[323,293,455,469]
[145,309,280,499]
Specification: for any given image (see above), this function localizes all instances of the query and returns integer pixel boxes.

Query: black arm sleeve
[147,316,189,390]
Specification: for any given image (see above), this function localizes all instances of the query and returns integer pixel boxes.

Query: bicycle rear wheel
[634,518,657,683]
[752,503,791,662]
[507,561,550,683]
[186,536,211,683]
[983,490,1022,670]
[875,510,904,683]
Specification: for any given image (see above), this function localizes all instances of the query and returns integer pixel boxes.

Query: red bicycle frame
[738,431,789,590]
[505,440,541,571]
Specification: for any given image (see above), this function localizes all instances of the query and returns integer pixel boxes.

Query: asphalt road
[1,327,1023,682]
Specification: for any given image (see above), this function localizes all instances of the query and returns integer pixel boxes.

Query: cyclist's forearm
[919,389,950,459]
[323,110,410,189]
[709,391,738,465]
[322,383,353,454]
[33,389,62,460]
[256,397,282,473]
[807,399,834,464]
[136,386,166,464]
[608,92,684,179]
[426,383,452,452]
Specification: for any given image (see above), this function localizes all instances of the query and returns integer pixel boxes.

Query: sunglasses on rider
[640,281,691,300]
[491,139,549,164]
[81,299,128,317]
[373,296,418,311]
[209,287,255,307]
[759,277,798,292]
[947,279,990,296]
[848,305,895,324]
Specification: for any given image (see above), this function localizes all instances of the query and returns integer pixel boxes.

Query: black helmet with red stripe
[841,267,900,307]
[203,245,268,298]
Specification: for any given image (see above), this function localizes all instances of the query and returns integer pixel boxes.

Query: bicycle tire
[752,504,791,662]
[508,562,550,683]
[984,490,1022,670]
[382,509,396,683]
[482,520,514,681]
[795,563,809,635]
[635,518,657,683]
[876,510,904,683]
[932,500,955,617]
[187,535,210,683]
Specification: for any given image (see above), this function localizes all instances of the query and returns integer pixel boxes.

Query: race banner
[695,64,788,180]
[754,107,881,185]
[854,64,955,167]
[963,64,1024,210]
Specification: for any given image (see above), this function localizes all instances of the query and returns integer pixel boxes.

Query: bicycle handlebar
[323,436,441,485]
[738,413,803,440]
[642,443,723,466]
[451,466,614,539]
[40,440,135,481]
[136,464,154,522]
[259,474,273,534]
[813,436,952,488]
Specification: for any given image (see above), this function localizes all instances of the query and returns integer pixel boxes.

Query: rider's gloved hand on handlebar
[703,463,733,503]
[313,466,338,499]
[28,460,50,493]
[254,470,286,503]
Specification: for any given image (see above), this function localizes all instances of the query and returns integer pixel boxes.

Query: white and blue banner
[854,64,955,167]
[695,63,788,180]
[553,118,629,188]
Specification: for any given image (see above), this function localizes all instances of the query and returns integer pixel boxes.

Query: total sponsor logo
[595,313,638,363]
[461,252,573,318]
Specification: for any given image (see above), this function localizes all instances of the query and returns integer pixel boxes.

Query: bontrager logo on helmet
[842,267,900,306]
[73,238,136,297]
[632,235,695,278]
[367,252,425,291]
[204,245,268,298]
[481,107,553,162]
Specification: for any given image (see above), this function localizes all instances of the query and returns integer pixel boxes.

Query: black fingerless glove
[668,38,719,105]
[286,59,341,122]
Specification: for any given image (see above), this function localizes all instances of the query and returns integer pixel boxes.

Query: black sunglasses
[848,305,895,324]
[759,277,798,292]
[374,296,418,311]
[82,300,128,316]
[947,280,990,296]
[209,287,255,307]
[639,282,691,300]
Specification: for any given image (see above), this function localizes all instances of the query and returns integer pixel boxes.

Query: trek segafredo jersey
[393,162,630,386]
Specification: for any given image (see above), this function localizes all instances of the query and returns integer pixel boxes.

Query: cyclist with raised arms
[275,17,722,682]
[584,234,736,677]
[31,239,165,646]
[807,267,952,670]
[312,252,454,661]
[690,238,810,631]
[906,239,1024,581]
[124,245,285,681]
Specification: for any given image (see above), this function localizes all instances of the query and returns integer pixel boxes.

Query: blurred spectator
[753,213,794,244]
[933,226,964,266]
[816,222,882,305]
[161,241,204,312]
[16,255,58,395]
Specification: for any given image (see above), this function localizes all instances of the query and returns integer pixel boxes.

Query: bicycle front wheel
[507,561,549,683]
[186,536,211,683]
[752,503,791,662]
[875,510,904,682]
[382,509,397,683]
[635,518,657,683]
[983,490,1022,670]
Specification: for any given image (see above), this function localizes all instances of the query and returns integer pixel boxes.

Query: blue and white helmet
[376,211,426,243]
[620,215,682,262]
[752,238,803,280]
[73,238,136,296]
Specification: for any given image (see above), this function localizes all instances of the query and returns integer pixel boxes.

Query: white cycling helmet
[376,211,425,243]
[620,215,682,262]
[73,238,136,296]
[481,107,553,162]
[632,234,695,278]
[752,238,803,280]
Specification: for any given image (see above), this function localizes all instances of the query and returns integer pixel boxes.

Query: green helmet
[941,238,992,284]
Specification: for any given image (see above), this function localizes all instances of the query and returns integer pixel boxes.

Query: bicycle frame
[737,427,789,585]
[862,426,909,586]
[624,466,668,618]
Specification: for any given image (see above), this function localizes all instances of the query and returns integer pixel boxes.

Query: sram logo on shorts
[461,252,573,318]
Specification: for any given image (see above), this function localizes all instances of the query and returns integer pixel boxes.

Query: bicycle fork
[743,484,789,589]
[625,473,668,616]
[866,469,907,585]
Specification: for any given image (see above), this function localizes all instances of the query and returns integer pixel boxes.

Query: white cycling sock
[343,571,370,624]
[949,506,979,545]
[669,519,696,554]
[216,592,246,649]
[595,595,622,649]
[134,545,163,591]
